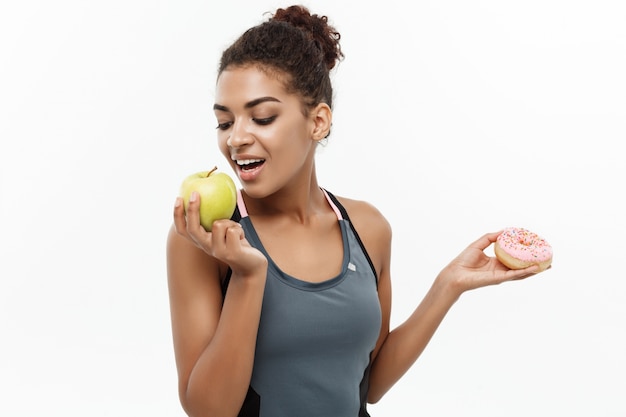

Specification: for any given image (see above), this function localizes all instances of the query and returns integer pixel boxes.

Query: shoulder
[331,194,392,272]
[333,194,391,237]
[166,224,229,287]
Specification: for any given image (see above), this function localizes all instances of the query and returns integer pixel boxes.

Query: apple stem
[207,166,218,177]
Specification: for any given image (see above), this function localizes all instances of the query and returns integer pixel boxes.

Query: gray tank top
[225,189,382,417]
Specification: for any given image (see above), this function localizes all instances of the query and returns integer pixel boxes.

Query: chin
[239,183,281,200]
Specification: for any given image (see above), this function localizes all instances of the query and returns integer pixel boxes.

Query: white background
[1,0,625,416]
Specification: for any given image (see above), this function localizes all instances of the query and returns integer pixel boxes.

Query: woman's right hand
[173,192,267,277]
[168,192,267,416]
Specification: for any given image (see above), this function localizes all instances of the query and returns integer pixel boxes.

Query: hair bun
[271,5,343,70]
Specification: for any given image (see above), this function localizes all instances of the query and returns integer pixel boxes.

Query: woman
[167,5,543,417]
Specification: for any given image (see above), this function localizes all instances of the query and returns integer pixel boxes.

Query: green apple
[179,166,237,232]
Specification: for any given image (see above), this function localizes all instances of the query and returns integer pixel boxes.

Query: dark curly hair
[218,5,343,112]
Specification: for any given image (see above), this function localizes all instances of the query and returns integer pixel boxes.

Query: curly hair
[218,5,343,111]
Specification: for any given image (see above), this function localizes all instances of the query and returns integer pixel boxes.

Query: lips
[235,158,265,171]
[233,157,265,181]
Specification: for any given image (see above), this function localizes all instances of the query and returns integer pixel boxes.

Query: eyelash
[215,116,276,131]
[253,116,277,125]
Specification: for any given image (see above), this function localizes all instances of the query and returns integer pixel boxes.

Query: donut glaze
[494,227,553,271]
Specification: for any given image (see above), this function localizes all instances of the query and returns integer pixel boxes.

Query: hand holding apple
[179,166,237,232]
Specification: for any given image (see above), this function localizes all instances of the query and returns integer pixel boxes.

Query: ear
[310,103,332,141]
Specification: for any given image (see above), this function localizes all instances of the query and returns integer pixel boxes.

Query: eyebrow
[213,96,281,112]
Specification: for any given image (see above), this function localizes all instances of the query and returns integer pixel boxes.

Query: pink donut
[494,227,553,271]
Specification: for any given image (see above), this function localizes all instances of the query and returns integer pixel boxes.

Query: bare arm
[367,271,457,402]
[167,194,267,417]
[339,197,544,403]
[367,231,542,403]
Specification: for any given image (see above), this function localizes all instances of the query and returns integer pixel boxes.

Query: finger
[225,223,245,251]
[210,219,235,242]
[173,197,189,236]
[468,230,503,251]
[208,220,242,259]
[505,264,541,281]
[185,191,204,235]
[185,192,219,251]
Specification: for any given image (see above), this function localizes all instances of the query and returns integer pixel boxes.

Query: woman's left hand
[438,231,545,297]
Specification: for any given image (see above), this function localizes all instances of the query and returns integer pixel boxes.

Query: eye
[253,116,277,126]
[216,121,233,130]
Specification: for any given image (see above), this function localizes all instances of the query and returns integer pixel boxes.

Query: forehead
[215,66,290,106]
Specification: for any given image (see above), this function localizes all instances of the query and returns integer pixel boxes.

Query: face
[214,66,326,198]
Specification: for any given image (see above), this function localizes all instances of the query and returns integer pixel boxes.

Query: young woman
[167,5,544,417]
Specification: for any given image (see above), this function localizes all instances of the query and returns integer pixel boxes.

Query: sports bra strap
[237,189,248,218]
[321,189,344,220]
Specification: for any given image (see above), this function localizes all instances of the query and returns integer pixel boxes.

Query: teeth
[235,159,264,166]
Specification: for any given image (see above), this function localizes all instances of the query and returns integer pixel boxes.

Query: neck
[241,167,328,224]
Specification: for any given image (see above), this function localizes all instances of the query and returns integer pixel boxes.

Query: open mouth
[236,158,265,171]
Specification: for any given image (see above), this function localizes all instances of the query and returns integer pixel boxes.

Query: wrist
[230,262,268,286]
[432,271,464,304]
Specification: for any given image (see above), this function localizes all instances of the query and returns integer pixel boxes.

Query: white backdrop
[1,0,625,416]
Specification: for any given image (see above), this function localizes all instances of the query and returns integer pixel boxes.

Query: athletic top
[222,189,382,417]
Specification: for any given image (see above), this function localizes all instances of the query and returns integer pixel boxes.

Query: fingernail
[174,197,182,207]
[190,192,197,202]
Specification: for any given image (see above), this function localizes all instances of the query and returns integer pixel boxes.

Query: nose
[226,121,254,149]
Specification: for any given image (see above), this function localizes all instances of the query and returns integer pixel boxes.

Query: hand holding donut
[437,229,551,297]
[173,192,267,276]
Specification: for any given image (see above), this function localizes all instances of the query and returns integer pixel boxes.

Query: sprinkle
[497,227,553,262]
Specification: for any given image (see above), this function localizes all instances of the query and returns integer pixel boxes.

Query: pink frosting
[497,227,553,262]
